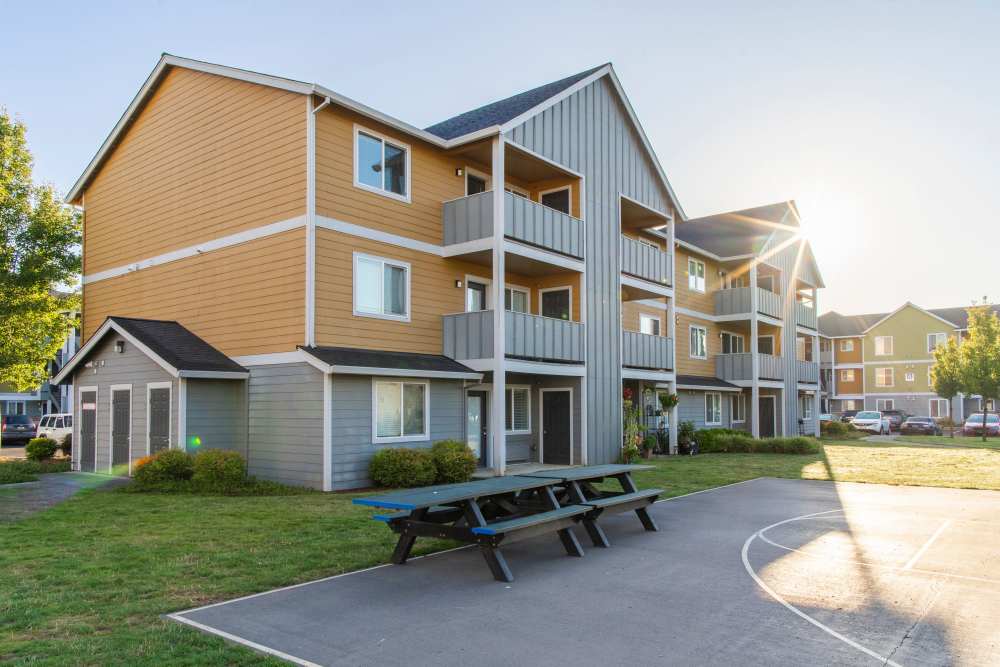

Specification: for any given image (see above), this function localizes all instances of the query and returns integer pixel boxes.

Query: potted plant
[640,434,657,459]
[622,387,643,463]
[659,392,679,412]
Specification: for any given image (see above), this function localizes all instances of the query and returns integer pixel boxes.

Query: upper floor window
[539,187,571,214]
[721,332,744,354]
[640,314,661,336]
[874,336,893,356]
[875,367,894,387]
[904,372,915,383]
[927,332,947,353]
[840,339,854,352]
[820,338,832,352]
[687,258,706,292]
[840,369,855,382]
[354,126,410,202]
[505,286,530,314]
[690,325,708,359]
[354,253,410,321]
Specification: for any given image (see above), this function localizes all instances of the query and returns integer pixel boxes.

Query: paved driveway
[171,478,1000,666]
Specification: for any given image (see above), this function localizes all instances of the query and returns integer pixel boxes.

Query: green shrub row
[0,459,71,484]
[132,448,251,493]
[369,440,477,488]
[693,428,821,454]
[820,420,864,439]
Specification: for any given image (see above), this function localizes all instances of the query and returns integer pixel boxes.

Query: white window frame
[874,335,893,356]
[538,285,573,320]
[721,331,745,354]
[371,379,430,444]
[731,393,746,423]
[145,381,172,455]
[704,392,722,426]
[927,332,947,353]
[505,284,531,314]
[757,334,775,356]
[505,385,532,435]
[639,313,661,336]
[464,166,491,195]
[687,257,706,293]
[353,252,411,322]
[876,398,894,411]
[929,398,949,419]
[801,396,813,419]
[875,367,894,387]
[465,275,491,312]
[840,369,856,383]
[689,325,708,360]
[537,185,572,215]
[840,339,854,352]
[904,371,915,383]
[353,124,412,203]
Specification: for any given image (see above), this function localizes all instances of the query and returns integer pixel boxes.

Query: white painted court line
[902,519,952,571]
[168,613,322,667]
[655,476,765,503]
[742,509,904,667]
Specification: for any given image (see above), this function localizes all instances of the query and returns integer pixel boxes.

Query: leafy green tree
[0,110,81,391]
[931,337,963,437]
[958,301,1000,442]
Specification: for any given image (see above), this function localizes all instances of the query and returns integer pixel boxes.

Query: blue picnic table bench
[354,464,663,582]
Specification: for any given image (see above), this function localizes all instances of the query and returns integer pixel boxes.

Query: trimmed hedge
[59,432,72,457]
[25,438,59,461]
[133,449,194,485]
[821,420,864,440]
[192,449,247,491]
[369,448,437,488]
[430,440,476,484]
[694,428,821,454]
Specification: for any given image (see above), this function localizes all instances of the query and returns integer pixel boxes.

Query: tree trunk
[985,403,991,443]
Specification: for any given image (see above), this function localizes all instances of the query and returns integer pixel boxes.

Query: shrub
[59,432,72,457]
[25,437,58,461]
[369,448,437,488]
[821,420,850,438]
[430,440,476,484]
[192,449,247,491]
[756,436,822,454]
[641,435,658,452]
[133,449,194,485]
[692,428,743,453]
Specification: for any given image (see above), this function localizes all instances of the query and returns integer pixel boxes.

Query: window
[466,280,488,311]
[373,380,428,442]
[6,402,24,415]
[731,394,746,423]
[844,399,861,411]
[840,369,855,382]
[354,254,410,320]
[505,387,530,433]
[539,187,571,214]
[465,168,489,195]
[927,332,947,353]
[820,338,832,352]
[874,336,893,356]
[840,339,854,352]
[705,393,722,425]
[721,332,744,354]
[757,336,774,355]
[639,314,661,336]
[504,287,529,314]
[687,258,706,292]
[801,396,813,419]
[929,399,949,418]
[689,325,708,359]
[876,398,894,411]
[540,287,571,320]
[875,367,894,387]
[354,126,410,201]
[904,372,915,383]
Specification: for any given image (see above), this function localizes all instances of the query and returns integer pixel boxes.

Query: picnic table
[355,464,663,582]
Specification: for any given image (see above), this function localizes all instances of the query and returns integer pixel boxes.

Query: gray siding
[246,363,324,489]
[442,191,493,244]
[505,374,583,464]
[677,389,732,430]
[622,332,672,370]
[620,235,671,285]
[444,310,585,364]
[186,379,246,454]
[864,394,957,417]
[508,76,674,465]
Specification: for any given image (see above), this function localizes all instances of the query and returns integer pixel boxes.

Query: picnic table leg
[464,499,514,582]
[391,508,428,565]
[542,486,584,557]
[619,473,659,532]
[569,481,610,548]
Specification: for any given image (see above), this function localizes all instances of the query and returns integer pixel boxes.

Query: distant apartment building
[1,311,79,418]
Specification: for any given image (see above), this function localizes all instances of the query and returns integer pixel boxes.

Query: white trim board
[621,274,673,298]
[622,368,675,382]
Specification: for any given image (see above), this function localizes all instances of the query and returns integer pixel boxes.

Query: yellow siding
[675,313,718,376]
[83,67,307,275]
[82,230,305,356]
[674,247,719,313]
[622,300,666,333]
[834,337,863,363]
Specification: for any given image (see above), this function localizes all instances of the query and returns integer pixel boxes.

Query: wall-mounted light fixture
[455,168,464,177]
[455,280,463,288]
[114,340,125,354]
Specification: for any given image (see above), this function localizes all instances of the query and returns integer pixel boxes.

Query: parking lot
[172,477,1000,666]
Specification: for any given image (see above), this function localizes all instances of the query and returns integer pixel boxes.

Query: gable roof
[861,302,962,334]
[52,317,247,384]
[819,303,1000,337]
[299,346,480,380]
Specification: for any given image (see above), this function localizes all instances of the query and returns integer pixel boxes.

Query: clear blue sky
[4,1,997,314]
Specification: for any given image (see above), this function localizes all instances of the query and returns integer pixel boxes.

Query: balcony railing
[442,191,585,259]
[442,310,585,364]
[622,332,673,370]
[820,348,834,364]
[715,352,785,382]
[714,287,782,320]
[796,360,819,384]
[620,235,671,286]
[795,301,817,329]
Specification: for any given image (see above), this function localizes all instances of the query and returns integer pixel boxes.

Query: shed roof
[299,346,481,380]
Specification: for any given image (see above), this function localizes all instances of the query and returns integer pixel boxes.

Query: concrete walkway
[0,472,127,522]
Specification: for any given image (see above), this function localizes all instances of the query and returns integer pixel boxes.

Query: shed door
[542,391,572,464]
[111,389,131,475]
[148,388,171,455]
[80,391,96,473]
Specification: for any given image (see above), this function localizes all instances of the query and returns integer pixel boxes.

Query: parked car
[36,413,72,445]
[962,413,1000,437]
[840,410,859,423]
[851,410,892,435]
[881,409,910,432]
[900,416,942,436]
[1,414,38,446]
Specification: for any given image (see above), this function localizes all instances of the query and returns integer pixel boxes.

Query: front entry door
[80,390,96,472]
[466,391,489,463]
[542,390,572,464]
[759,396,776,438]
[111,389,131,476]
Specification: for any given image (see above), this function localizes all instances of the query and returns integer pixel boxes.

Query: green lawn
[0,459,71,485]
[894,434,1000,450]
[2,439,999,665]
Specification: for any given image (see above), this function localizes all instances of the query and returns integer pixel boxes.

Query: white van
[36,413,72,445]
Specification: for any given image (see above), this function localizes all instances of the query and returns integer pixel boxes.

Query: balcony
[622,332,673,370]
[620,235,671,286]
[820,348,834,364]
[715,352,785,382]
[797,360,819,384]
[443,310,585,364]
[795,301,817,329]
[714,287,783,320]
[442,191,585,259]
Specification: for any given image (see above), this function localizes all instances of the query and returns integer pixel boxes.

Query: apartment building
[54,54,690,488]
[819,302,1000,419]
[1,309,79,419]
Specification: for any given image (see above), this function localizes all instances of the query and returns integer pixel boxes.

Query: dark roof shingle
[300,346,479,376]
[676,375,741,390]
[109,317,246,374]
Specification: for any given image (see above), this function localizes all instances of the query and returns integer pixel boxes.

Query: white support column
[177,378,187,450]
[490,135,507,476]
[305,96,317,346]
[812,347,821,438]
[750,264,760,438]
[667,215,678,454]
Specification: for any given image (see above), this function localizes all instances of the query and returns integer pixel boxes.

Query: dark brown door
[111,389,131,475]
[80,391,96,472]
[542,391,572,464]
[759,397,776,438]
[541,289,571,320]
[148,388,171,455]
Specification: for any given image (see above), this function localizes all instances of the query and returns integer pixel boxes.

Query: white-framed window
[504,286,530,314]
[874,336,893,356]
[505,386,531,434]
[927,332,947,353]
[354,125,410,202]
[373,380,428,443]
[840,369,855,382]
[704,392,722,425]
[876,398,894,411]
[929,398,949,419]
[687,258,706,292]
[721,332,744,354]
[875,367,894,387]
[844,399,860,411]
[801,396,813,419]
[639,313,661,336]
[982,398,996,412]
[731,393,746,423]
[904,372,915,383]
[840,339,854,352]
[465,276,530,314]
[538,186,571,215]
[689,325,708,359]
[354,253,410,321]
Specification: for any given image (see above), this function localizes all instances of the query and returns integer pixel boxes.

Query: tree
[958,302,1000,442]
[0,110,81,391]
[931,337,963,437]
